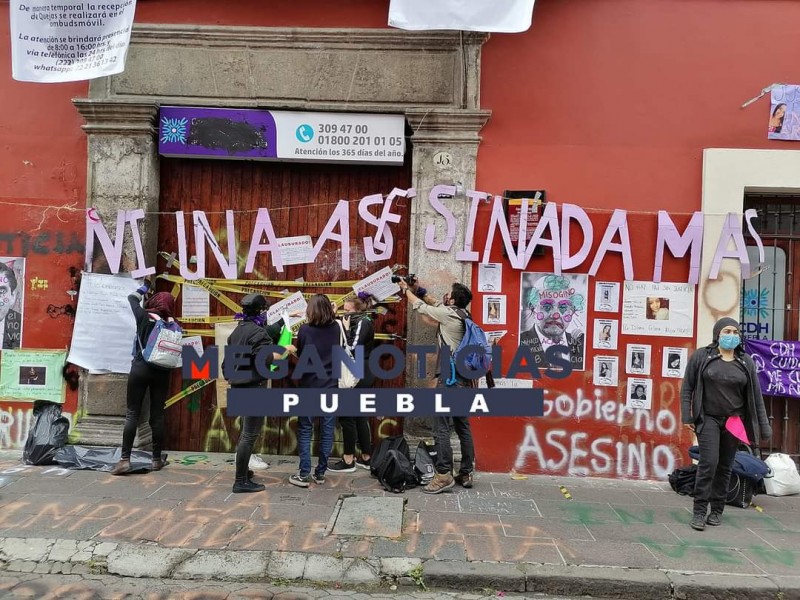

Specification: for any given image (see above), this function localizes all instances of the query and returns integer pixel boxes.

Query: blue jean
[297,416,335,477]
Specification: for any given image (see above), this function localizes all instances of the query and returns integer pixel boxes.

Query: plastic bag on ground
[22,401,70,466]
[54,445,162,473]
[764,453,800,496]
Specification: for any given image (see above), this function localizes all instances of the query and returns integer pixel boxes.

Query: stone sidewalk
[1,450,799,599]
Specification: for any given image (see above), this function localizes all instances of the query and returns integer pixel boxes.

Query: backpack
[668,464,697,496]
[668,462,757,508]
[370,435,410,478]
[414,440,437,485]
[688,445,769,482]
[378,449,418,493]
[442,308,493,387]
[138,315,183,369]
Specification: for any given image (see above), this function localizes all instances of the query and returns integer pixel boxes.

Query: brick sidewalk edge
[1,537,799,600]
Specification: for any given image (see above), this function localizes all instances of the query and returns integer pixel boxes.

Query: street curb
[1,536,800,599]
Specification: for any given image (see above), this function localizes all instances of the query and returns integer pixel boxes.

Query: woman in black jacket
[328,295,375,472]
[112,280,178,475]
[681,317,771,530]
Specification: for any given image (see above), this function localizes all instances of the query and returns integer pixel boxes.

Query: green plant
[408,564,426,590]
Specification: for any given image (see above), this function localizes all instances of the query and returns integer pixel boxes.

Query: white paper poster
[389,0,535,33]
[486,330,508,345]
[627,378,653,410]
[353,267,400,302]
[662,347,689,379]
[594,281,620,313]
[478,263,503,292]
[478,377,533,389]
[68,273,139,374]
[626,343,652,376]
[520,272,588,371]
[182,285,210,318]
[181,335,204,357]
[593,318,619,351]
[266,292,307,327]
[10,1,137,83]
[593,355,619,387]
[0,257,26,350]
[621,281,695,338]
[483,295,506,325]
[214,322,236,409]
[277,236,314,266]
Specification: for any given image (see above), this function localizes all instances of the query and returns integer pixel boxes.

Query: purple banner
[159,106,278,159]
[744,339,800,398]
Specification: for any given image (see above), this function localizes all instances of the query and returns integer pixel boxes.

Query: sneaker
[356,457,371,470]
[328,459,356,473]
[289,473,310,488]
[312,472,326,485]
[232,479,266,494]
[455,472,474,488]
[423,473,455,494]
[690,514,706,531]
[249,455,270,470]
[706,512,722,526]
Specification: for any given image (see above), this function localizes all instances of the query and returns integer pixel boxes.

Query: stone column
[403,108,491,437]
[72,100,160,447]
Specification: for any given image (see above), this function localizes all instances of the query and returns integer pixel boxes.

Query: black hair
[450,283,472,309]
[0,263,17,293]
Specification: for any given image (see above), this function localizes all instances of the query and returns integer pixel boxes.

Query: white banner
[10,0,137,83]
[389,0,535,33]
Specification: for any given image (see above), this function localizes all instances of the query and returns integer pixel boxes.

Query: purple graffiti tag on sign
[745,339,800,398]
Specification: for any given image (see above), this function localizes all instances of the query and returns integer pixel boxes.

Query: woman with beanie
[680,317,771,531]
[112,280,179,475]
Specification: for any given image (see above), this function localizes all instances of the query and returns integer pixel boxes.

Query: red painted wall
[3,1,799,475]
[0,5,86,448]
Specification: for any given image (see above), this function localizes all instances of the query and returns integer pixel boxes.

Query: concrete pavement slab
[498,515,594,541]
[106,545,196,578]
[524,564,672,599]
[172,549,269,579]
[667,572,779,600]
[422,560,526,593]
[557,539,661,568]
[331,496,404,537]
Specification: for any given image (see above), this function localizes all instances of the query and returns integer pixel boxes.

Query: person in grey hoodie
[680,317,771,531]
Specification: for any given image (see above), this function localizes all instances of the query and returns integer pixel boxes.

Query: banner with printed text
[745,339,800,398]
[10,0,137,83]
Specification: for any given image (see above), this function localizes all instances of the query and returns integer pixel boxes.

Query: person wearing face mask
[680,317,771,531]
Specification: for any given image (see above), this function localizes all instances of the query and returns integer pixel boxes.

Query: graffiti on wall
[0,405,73,450]
[0,232,84,257]
[513,381,682,480]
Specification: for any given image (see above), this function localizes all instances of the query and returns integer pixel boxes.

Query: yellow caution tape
[177,316,236,324]
[165,378,214,409]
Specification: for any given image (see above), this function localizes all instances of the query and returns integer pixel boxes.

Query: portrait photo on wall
[622,281,695,337]
[626,377,653,410]
[0,257,25,350]
[520,272,587,370]
[594,281,620,313]
[592,355,619,387]
[593,318,619,350]
[662,346,689,378]
[768,84,800,141]
[625,343,652,375]
[483,295,507,325]
[18,366,47,386]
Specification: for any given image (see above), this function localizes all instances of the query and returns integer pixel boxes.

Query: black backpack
[668,463,757,509]
[370,435,410,478]
[378,449,418,493]
[668,464,697,496]
[414,440,437,485]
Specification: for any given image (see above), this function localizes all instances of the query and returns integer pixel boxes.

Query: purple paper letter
[127,209,155,278]
[589,210,634,280]
[424,185,457,251]
[245,208,284,274]
[524,202,561,273]
[312,200,351,270]
[456,190,486,262]
[653,211,704,285]
[710,212,751,279]
[85,208,127,274]
[482,195,524,269]
[560,204,593,271]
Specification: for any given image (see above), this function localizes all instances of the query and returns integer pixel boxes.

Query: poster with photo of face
[662,347,689,379]
[0,257,25,350]
[625,343,652,375]
[483,295,507,325]
[621,281,695,338]
[593,355,619,387]
[627,377,653,410]
[593,318,619,350]
[594,281,620,313]
[519,273,588,371]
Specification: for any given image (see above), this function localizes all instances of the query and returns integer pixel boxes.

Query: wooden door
[158,157,411,455]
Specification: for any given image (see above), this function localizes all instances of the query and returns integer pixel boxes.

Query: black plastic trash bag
[22,401,70,466]
[54,445,162,473]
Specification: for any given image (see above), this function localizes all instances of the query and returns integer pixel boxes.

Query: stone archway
[73,24,491,443]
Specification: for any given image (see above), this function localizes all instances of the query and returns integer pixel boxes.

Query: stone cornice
[129,24,489,52]
[72,99,158,135]
[407,109,492,143]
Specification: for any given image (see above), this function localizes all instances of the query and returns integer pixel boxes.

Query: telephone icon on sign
[296,125,314,143]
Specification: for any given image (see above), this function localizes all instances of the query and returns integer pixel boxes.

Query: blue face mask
[718,333,740,350]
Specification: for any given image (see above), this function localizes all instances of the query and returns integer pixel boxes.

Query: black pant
[122,360,171,460]
[434,416,475,476]
[693,415,739,515]
[235,416,265,481]
[339,417,372,456]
